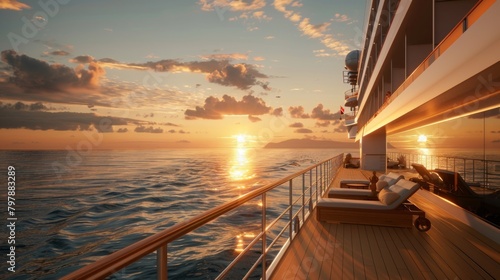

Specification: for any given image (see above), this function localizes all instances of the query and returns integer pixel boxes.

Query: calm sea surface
[0,148,498,279]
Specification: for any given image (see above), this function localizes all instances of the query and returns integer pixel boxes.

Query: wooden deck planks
[270,168,499,280]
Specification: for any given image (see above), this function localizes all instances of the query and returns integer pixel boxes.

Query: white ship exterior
[343,0,500,171]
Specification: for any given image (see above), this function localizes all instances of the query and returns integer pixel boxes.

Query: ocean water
[0,148,352,279]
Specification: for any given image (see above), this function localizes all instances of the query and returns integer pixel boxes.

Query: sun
[235,134,247,144]
[417,134,427,143]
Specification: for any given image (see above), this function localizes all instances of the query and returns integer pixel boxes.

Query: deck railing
[63,154,344,279]
[388,152,500,189]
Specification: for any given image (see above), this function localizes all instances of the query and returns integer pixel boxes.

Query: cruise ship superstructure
[343,0,499,172]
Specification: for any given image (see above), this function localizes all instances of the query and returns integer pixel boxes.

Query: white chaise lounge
[317,179,430,231]
[331,172,405,198]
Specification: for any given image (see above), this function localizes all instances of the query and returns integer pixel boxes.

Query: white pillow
[376,180,389,191]
[378,188,400,205]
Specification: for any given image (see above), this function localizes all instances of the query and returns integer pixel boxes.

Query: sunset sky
[0,0,369,149]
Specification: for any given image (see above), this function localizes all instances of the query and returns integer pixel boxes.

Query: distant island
[264,139,359,149]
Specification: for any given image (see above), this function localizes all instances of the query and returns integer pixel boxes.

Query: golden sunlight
[233,133,258,148]
[234,134,248,146]
[235,232,256,253]
[229,147,255,182]
[417,134,427,143]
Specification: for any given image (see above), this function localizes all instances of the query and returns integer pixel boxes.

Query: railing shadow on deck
[63,154,345,279]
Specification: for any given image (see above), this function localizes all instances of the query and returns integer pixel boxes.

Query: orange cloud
[185,94,272,120]
[199,0,266,11]
[0,0,30,10]
[2,50,105,90]
[288,106,310,118]
[273,1,351,56]
[200,53,249,61]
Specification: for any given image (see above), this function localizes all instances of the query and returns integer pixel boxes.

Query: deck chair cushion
[378,188,400,205]
[379,172,404,185]
[376,180,389,191]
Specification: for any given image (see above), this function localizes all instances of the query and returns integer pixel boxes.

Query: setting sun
[235,134,247,145]
[418,134,428,143]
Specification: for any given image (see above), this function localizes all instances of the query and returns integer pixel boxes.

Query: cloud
[248,115,261,122]
[271,107,283,116]
[71,55,95,64]
[273,1,351,56]
[1,50,105,90]
[199,0,266,12]
[207,63,266,90]
[332,13,350,23]
[185,94,272,120]
[117,128,128,133]
[289,122,304,128]
[0,0,30,10]
[134,125,163,133]
[313,49,335,57]
[1,101,49,111]
[289,106,310,118]
[0,51,204,109]
[295,128,313,133]
[115,58,270,90]
[311,104,338,120]
[315,120,330,127]
[252,11,271,21]
[298,18,330,39]
[0,102,131,132]
[200,53,248,61]
[48,50,70,56]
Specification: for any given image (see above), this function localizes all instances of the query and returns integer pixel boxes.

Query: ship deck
[270,167,500,279]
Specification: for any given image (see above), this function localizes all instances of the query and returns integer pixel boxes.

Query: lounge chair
[317,179,431,231]
[410,163,443,190]
[338,172,404,189]
[434,169,500,213]
[331,172,405,198]
[434,169,480,196]
[344,153,360,169]
[412,164,499,225]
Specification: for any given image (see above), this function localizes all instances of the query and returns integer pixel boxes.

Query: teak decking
[270,168,500,279]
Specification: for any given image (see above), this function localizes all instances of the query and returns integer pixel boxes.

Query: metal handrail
[344,87,358,99]
[63,154,344,279]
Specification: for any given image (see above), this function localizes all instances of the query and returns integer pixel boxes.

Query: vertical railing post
[472,159,475,183]
[302,174,305,222]
[484,160,488,188]
[320,164,324,195]
[289,179,293,241]
[309,169,313,210]
[157,245,167,280]
[261,193,267,280]
[315,167,318,206]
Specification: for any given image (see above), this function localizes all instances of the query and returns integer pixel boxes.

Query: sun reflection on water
[228,143,256,182]
[235,232,256,253]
